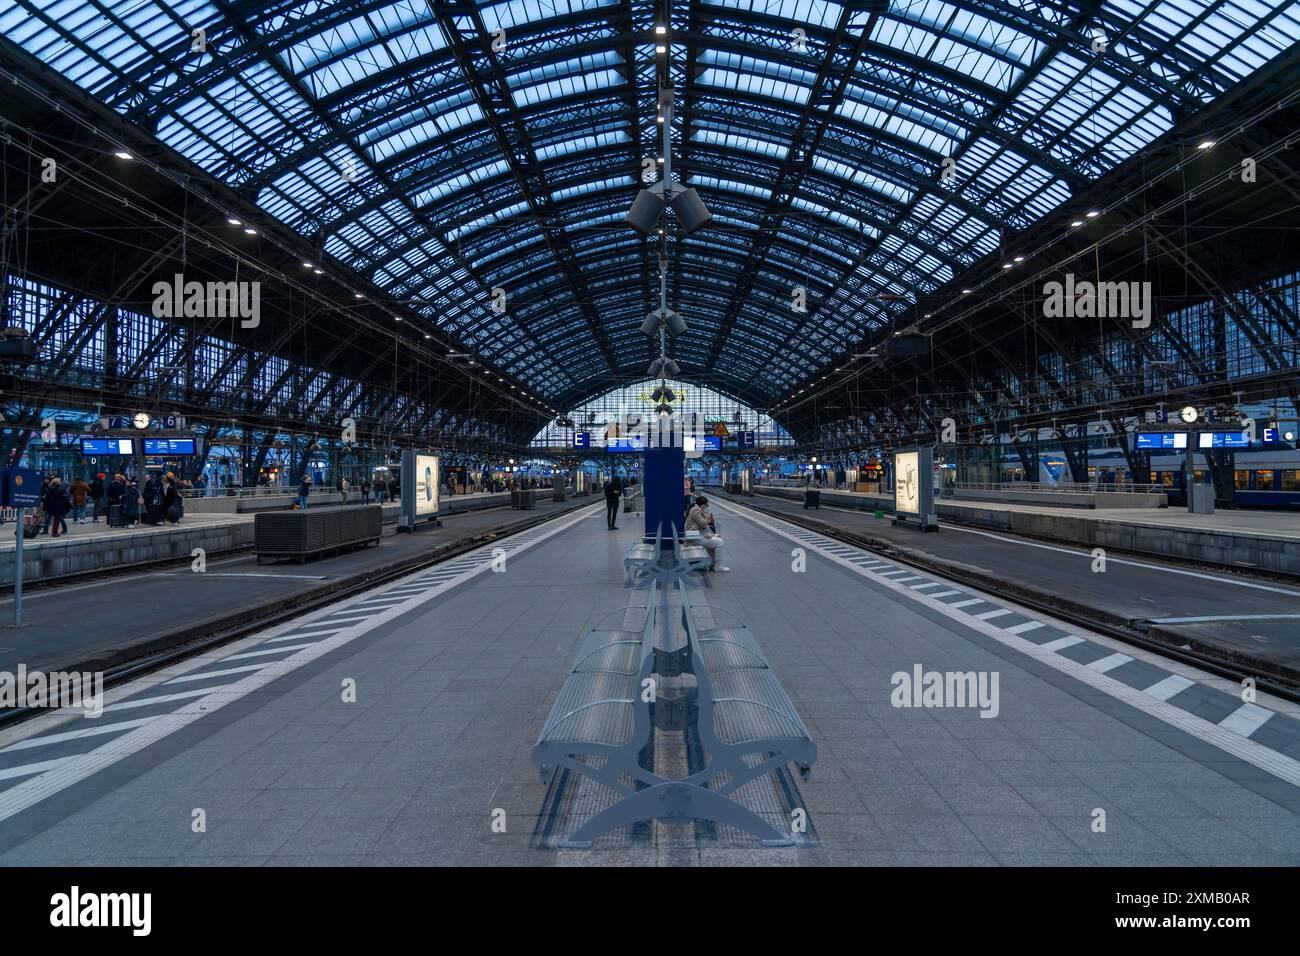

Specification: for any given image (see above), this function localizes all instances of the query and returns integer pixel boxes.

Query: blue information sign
[701,435,722,452]
[607,436,644,452]
[5,467,42,508]
[81,437,137,455]
[1197,431,1250,449]
[142,437,196,455]
[1135,432,1188,450]
[574,431,590,448]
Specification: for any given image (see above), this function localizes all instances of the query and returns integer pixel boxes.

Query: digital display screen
[414,454,440,516]
[80,437,136,455]
[606,436,644,452]
[1135,432,1189,450]
[142,438,196,455]
[1197,431,1250,449]
[700,435,722,452]
[574,432,589,448]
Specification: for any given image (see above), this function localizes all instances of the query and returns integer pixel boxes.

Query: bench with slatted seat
[532,573,816,849]
[623,525,662,579]
[532,580,661,845]
[672,529,711,573]
[678,581,816,833]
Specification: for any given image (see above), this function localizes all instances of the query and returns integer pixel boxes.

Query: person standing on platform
[69,476,90,524]
[162,476,181,523]
[361,477,371,504]
[90,473,106,522]
[604,475,622,530]
[340,476,350,504]
[123,477,142,528]
[298,474,311,510]
[683,474,695,516]
[42,478,71,538]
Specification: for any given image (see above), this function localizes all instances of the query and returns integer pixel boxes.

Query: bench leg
[559,781,794,849]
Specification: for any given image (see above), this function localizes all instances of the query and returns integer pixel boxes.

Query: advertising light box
[415,454,440,516]
[894,450,921,516]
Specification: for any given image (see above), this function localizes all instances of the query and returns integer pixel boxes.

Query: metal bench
[532,568,815,848]
[673,530,711,573]
[677,580,816,841]
[623,525,663,579]
[533,580,662,846]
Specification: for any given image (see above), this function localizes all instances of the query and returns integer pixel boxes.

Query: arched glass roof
[4,0,1296,410]
[529,377,794,447]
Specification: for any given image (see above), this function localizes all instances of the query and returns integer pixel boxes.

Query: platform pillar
[643,444,685,544]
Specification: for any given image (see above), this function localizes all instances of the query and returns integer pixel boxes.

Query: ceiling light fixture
[114,151,132,160]
[243,228,257,235]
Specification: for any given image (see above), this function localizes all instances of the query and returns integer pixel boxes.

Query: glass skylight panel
[697,68,811,106]
[551,177,631,205]
[692,129,787,160]
[535,131,627,164]
[514,68,620,108]
[837,95,957,156]
[509,51,622,93]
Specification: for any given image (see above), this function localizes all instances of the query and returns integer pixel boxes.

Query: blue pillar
[643,444,685,544]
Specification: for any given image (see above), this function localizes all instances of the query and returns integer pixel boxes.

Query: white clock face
[1179,405,1198,424]
[133,412,150,430]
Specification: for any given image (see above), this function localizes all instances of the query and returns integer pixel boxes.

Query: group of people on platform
[3,471,186,538]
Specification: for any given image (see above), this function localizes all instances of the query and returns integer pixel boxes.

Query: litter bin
[511,489,536,510]
[803,488,821,509]
[1189,483,1215,514]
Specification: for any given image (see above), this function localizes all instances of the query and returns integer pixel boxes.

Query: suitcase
[22,513,41,538]
[109,504,126,527]
[166,504,181,523]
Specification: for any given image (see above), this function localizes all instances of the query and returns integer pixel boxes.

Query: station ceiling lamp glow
[1179,405,1199,424]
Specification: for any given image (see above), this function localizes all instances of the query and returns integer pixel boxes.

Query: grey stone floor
[1,508,1297,866]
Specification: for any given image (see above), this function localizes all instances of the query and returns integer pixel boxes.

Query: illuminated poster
[894,450,920,516]
[415,454,440,516]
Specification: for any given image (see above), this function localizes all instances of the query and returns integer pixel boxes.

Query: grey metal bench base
[532,561,816,849]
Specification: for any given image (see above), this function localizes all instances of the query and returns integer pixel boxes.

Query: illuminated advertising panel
[894,451,921,516]
[415,454,440,516]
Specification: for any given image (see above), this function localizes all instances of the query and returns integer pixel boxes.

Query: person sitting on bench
[685,495,730,572]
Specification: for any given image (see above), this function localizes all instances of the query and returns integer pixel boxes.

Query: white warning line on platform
[0,504,603,824]
[715,500,1300,789]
